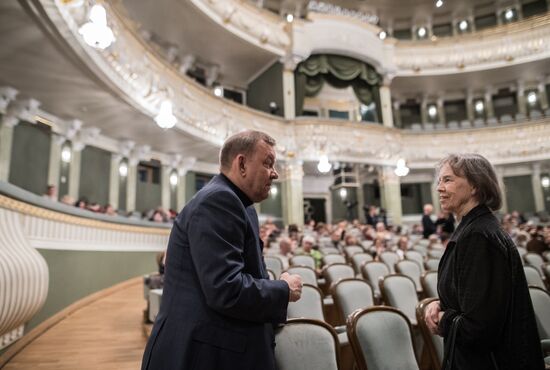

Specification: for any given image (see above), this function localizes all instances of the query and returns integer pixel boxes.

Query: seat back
[416,298,444,370]
[405,251,425,273]
[361,261,390,297]
[380,274,419,325]
[286,266,318,286]
[351,253,373,274]
[323,263,355,287]
[396,260,423,293]
[265,256,284,278]
[322,254,346,267]
[331,278,374,321]
[148,289,163,323]
[421,271,439,298]
[543,263,550,282]
[428,249,444,259]
[524,266,546,289]
[275,318,340,370]
[524,253,545,276]
[424,258,440,271]
[529,286,550,340]
[291,255,316,269]
[267,269,276,280]
[379,251,400,273]
[320,247,341,255]
[361,240,373,250]
[347,306,420,370]
[287,284,325,321]
[344,246,363,260]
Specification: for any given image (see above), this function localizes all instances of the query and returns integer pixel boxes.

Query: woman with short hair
[425,153,543,370]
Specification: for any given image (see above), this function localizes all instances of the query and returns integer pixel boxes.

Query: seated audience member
[267,237,293,269]
[103,204,117,216]
[435,211,455,234]
[364,205,379,226]
[440,232,451,248]
[75,197,88,209]
[395,235,410,259]
[344,234,359,247]
[43,185,57,202]
[373,237,387,260]
[427,234,442,249]
[87,202,101,212]
[60,194,75,205]
[526,227,548,255]
[375,221,391,241]
[422,203,437,239]
[295,235,323,271]
[149,209,168,223]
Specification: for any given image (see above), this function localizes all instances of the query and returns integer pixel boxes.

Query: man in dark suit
[141,130,303,370]
[422,203,437,239]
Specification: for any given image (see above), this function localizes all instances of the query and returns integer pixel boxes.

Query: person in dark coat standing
[141,130,303,370]
[425,153,544,370]
[422,203,437,238]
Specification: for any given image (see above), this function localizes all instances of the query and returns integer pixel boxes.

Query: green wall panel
[331,187,358,222]
[136,181,162,213]
[27,249,157,331]
[259,182,282,217]
[9,122,51,195]
[504,175,536,213]
[185,171,196,204]
[79,146,111,205]
[246,62,284,117]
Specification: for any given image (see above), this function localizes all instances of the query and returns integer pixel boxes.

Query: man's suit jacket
[141,174,289,370]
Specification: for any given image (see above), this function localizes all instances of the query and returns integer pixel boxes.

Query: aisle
[3,279,147,370]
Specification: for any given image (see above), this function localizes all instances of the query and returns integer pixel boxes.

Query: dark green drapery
[294,54,381,117]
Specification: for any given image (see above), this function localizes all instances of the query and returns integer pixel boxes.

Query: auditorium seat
[323,254,347,266]
[148,289,162,323]
[275,318,340,370]
[424,258,440,272]
[524,265,546,289]
[331,278,374,323]
[265,255,284,278]
[396,260,423,294]
[528,286,550,358]
[323,263,355,288]
[379,274,419,326]
[347,306,420,370]
[379,251,400,273]
[286,266,318,286]
[361,261,390,302]
[405,251,425,273]
[343,246,363,261]
[421,271,438,298]
[524,252,545,276]
[416,298,444,370]
[291,255,316,269]
[350,253,373,275]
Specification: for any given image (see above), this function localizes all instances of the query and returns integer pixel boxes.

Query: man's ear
[238,155,246,176]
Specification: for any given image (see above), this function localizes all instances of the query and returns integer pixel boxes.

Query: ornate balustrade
[18,0,550,169]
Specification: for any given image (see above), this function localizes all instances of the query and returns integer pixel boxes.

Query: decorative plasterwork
[395,14,550,75]
[23,0,550,170]
[188,0,290,56]
[293,118,550,168]
[293,13,397,76]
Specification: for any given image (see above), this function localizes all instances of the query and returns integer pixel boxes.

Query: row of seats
[276,279,550,370]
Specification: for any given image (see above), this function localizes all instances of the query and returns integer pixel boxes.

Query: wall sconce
[169,171,178,186]
[61,144,72,163]
[119,161,128,177]
[269,185,278,197]
[339,188,347,199]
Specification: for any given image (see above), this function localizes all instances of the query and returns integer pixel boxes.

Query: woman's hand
[425,300,442,335]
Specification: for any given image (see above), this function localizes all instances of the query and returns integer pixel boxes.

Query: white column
[67,147,82,200]
[392,101,402,128]
[496,166,508,213]
[466,90,475,123]
[47,134,65,197]
[437,97,446,124]
[126,161,138,213]
[538,81,548,111]
[0,118,18,182]
[281,159,304,226]
[161,165,171,210]
[282,67,296,119]
[176,169,187,211]
[517,81,527,116]
[484,89,495,119]
[378,166,403,226]
[420,96,428,126]
[380,82,394,128]
[532,163,545,212]
[108,154,121,209]
[431,180,441,213]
